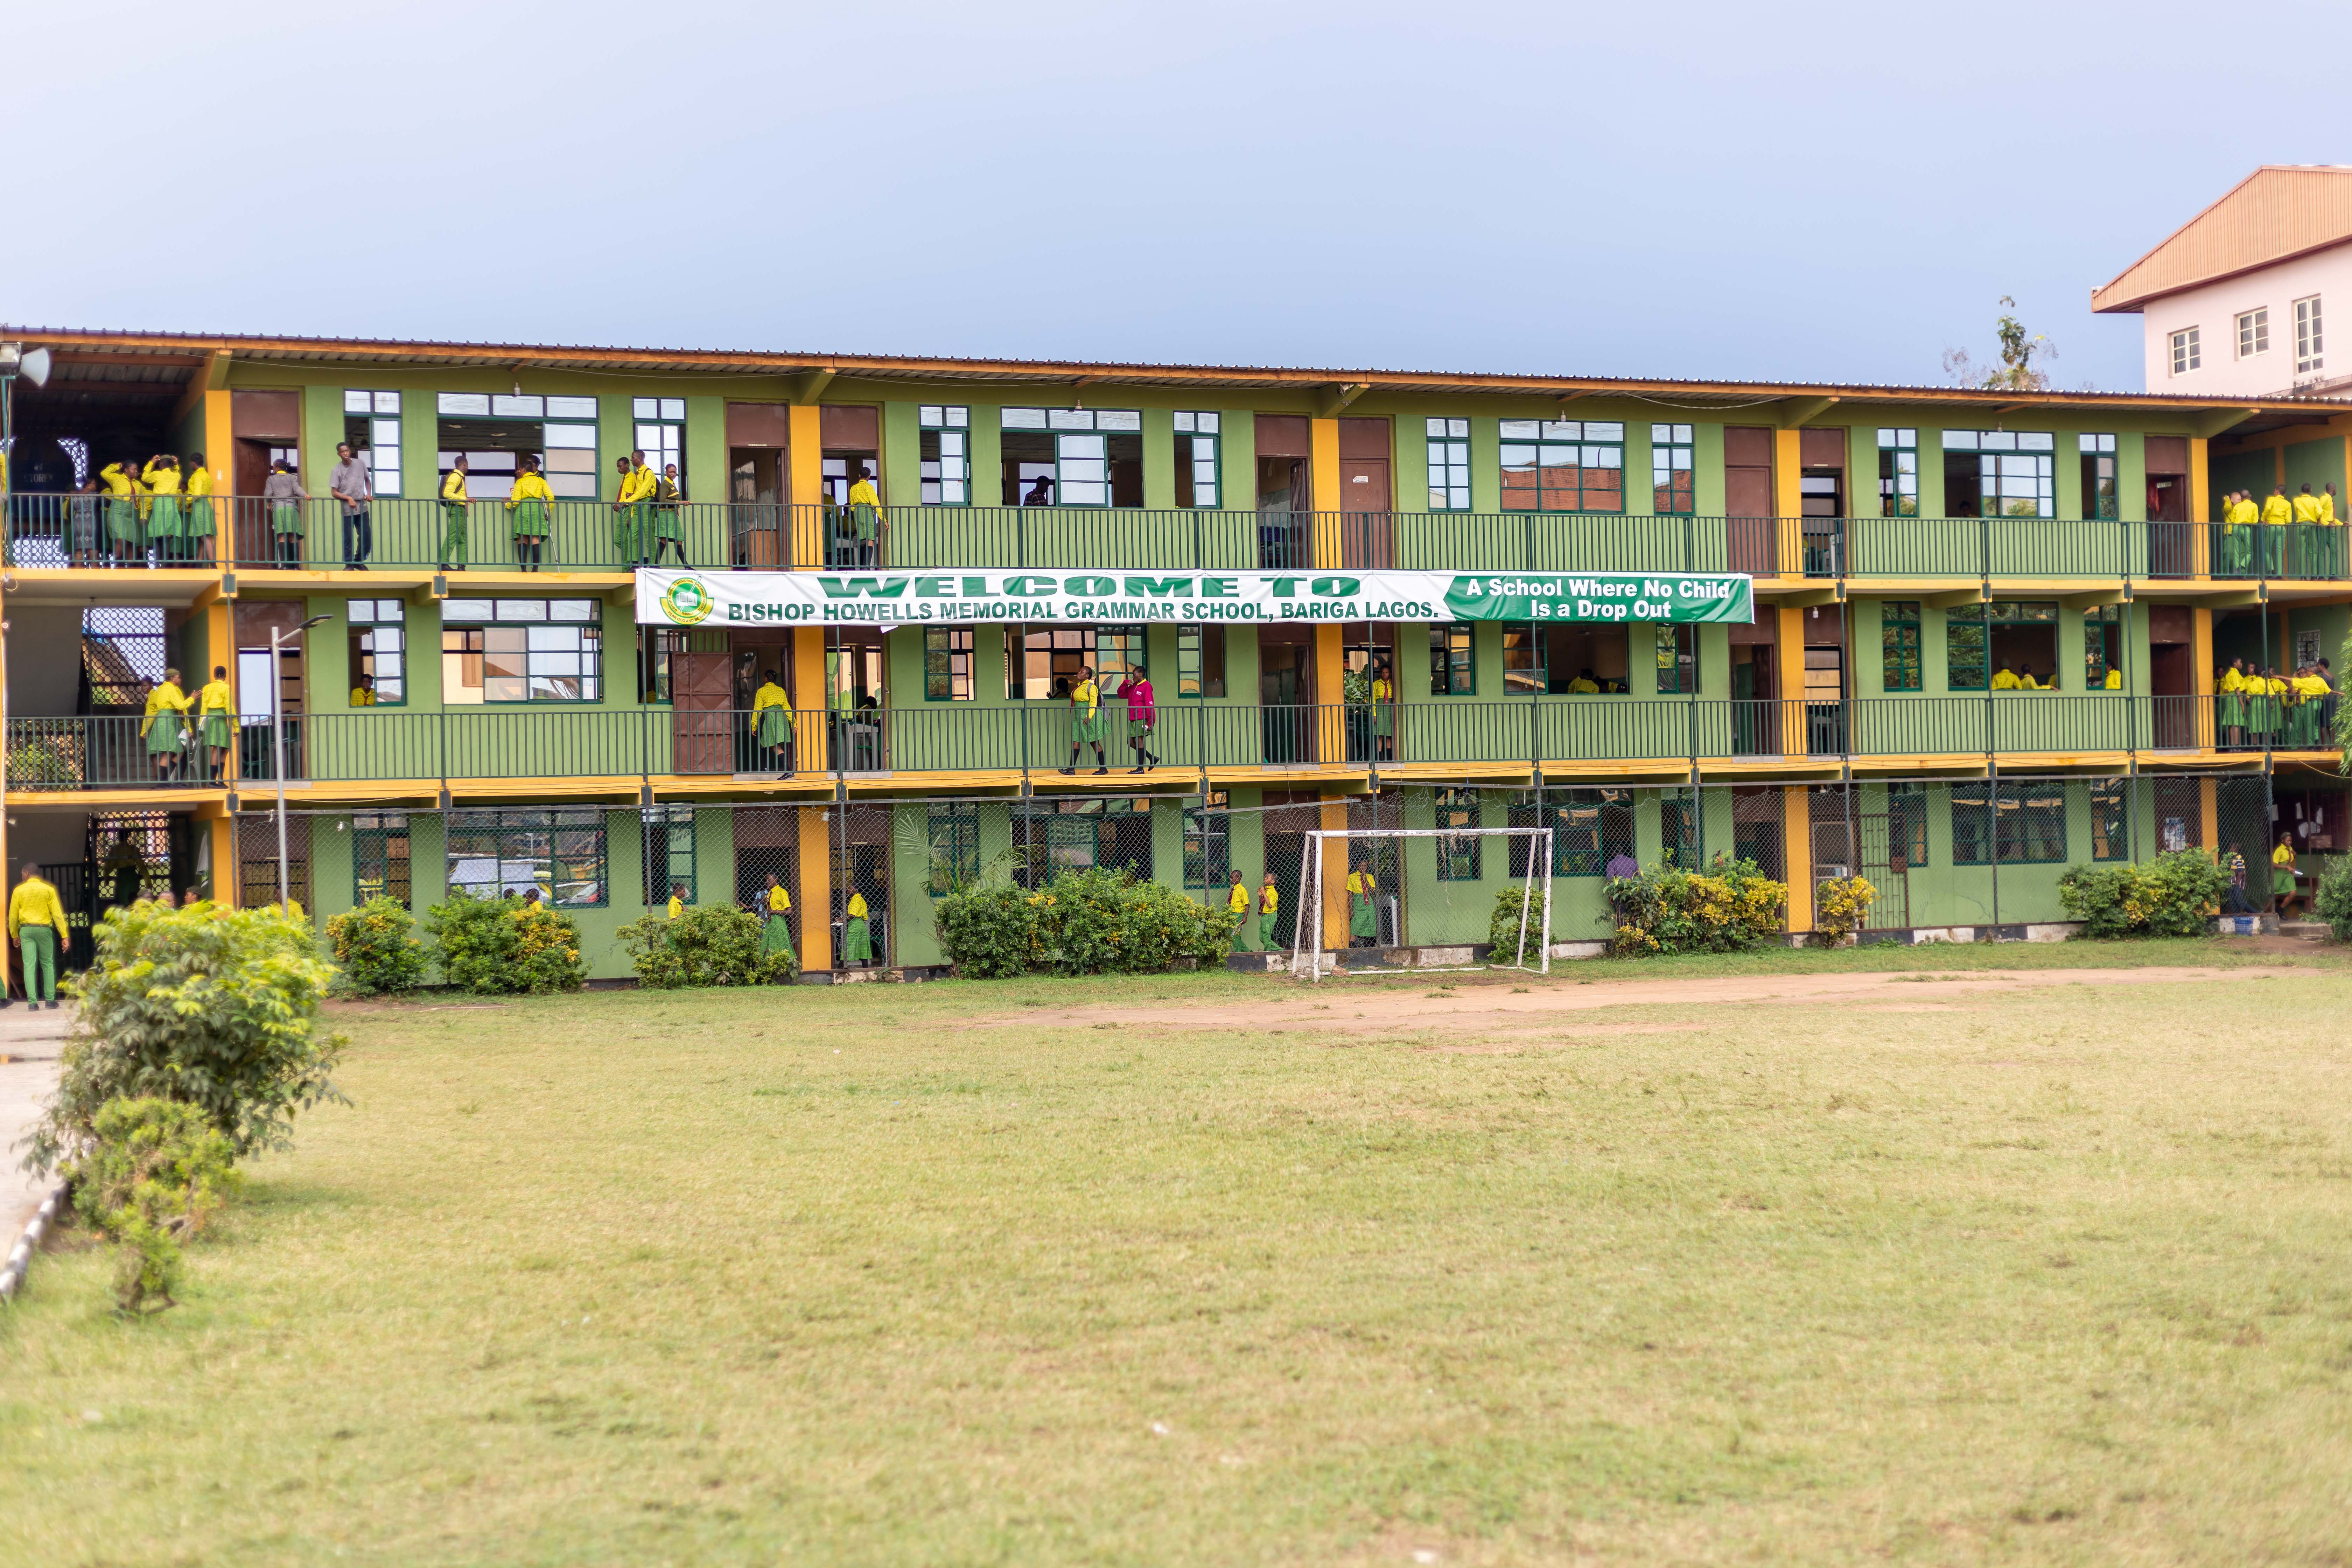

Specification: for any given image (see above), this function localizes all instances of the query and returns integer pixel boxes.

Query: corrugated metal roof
[2092,166,2352,314]
[8,323,2352,412]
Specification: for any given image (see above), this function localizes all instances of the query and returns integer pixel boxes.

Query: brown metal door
[673,652,733,774]
[1339,458,1392,567]
[1724,426,1776,575]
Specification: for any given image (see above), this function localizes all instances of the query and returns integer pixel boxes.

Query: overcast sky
[10,0,2348,392]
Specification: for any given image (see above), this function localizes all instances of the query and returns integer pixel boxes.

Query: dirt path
[973,966,2310,1035]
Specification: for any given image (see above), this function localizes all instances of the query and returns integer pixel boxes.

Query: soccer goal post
[1289,826,1554,982]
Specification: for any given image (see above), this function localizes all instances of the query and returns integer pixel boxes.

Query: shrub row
[934,867,1236,978]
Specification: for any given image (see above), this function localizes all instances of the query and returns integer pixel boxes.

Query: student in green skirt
[142,455,184,562]
[1058,666,1108,775]
[142,668,190,785]
[760,874,794,960]
[438,456,470,569]
[508,455,553,571]
[196,665,234,783]
[753,670,795,777]
[651,463,687,565]
[1257,873,1281,952]
[101,460,143,563]
[1226,869,1251,951]
[262,457,306,566]
[841,890,874,965]
[183,452,217,564]
[1345,861,1378,945]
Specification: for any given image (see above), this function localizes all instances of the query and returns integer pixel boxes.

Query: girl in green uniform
[842,890,874,965]
[507,455,553,571]
[1257,873,1281,952]
[1346,864,1378,944]
[197,665,235,783]
[142,668,190,784]
[760,874,795,960]
[1226,870,1251,952]
[183,451,217,562]
[1059,665,1107,775]
[142,456,184,562]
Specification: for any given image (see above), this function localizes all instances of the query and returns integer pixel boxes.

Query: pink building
[2095,165,2352,397]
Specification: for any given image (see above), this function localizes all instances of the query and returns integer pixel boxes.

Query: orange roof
[2093,166,2352,314]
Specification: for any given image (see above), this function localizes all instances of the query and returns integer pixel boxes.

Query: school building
[1,326,2345,976]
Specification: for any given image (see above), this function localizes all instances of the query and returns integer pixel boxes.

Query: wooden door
[673,652,733,774]
[1724,426,1776,574]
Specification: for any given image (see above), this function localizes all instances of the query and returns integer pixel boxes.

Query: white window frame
[2295,295,2324,374]
[2169,327,2201,377]
[2236,307,2269,359]
[1426,417,1470,511]
[1172,411,1220,508]
[919,405,969,506]
[632,397,686,489]
[344,389,403,498]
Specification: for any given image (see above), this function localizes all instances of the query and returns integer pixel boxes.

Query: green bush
[66,1097,240,1314]
[618,904,800,988]
[2058,850,2230,938]
[422,892,588,995]
[27,901,345,1172]
[2314,857,2352,940]
[1486,884,1554,962]
[934,867,1235,978]
[1602,858,1788,956]
[324,896,429,996]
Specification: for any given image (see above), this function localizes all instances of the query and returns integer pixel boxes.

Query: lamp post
[271,615,332,910]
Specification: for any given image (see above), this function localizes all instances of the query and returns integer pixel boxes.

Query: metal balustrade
[8,493,2347,581]
[8,693,2323,792]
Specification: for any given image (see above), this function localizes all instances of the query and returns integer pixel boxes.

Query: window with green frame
[2084,604,2122,688]
[1503,623,1544,695]
[441,598,602,704]
[919,405,969,505]
[924,627,973,700]
[1881,601,1922,692]
[1000,407,1140,507]
[1499,420,1624,512]
[1426,417,1471,510]
[1436,788,1482,881]
[1885,783,1929,868]
[1094,626,1145,690]
[926,804,980,897]
[1951,783,2067,866]
[638,627,684,704]
[2078,433,2118,520]
[632,398,686,489]
[1942,429,2056,517]
[347,599,406,706]
[1651,424,1694,514]
[352,810,411,907]
[1173,412,1220,507]
[1016,798,1152,883]
[1510,786,1633,877]
[641,804,695,905]
[447,807,606,905]
[2091,778,2129,861]
[1654,625,1698,694]
[1876,429,1918,517]
[1430,623,1475,695]
[1176,625,1224,698]
[1661,790,1700,869]
[1182,795,1229,889]
[1946,601,2059,691]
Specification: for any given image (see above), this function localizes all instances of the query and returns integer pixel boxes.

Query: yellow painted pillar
[1773,429,1802,577]
[797,804,832,972]
[1314,622,1345,765]
[1776,605,1807,755]
[2198,776,2220,854]
[2192,606,2215,750]
[1783,784,1813,933]
[792,624,829,771]
[1319,796,1348,952]
[788,404,824,567]
[203,388,234,556]
[1310,417,1341,569]
[205,811,237,904]
[2189,437,2211,576]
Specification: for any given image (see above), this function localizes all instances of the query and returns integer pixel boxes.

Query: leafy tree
[1944,296,2056,391]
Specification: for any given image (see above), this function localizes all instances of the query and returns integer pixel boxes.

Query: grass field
[4,938,2351,1566]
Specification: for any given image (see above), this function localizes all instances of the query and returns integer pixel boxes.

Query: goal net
[1288,826,1554,981]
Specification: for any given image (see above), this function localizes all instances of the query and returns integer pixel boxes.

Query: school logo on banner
[658,575,716,626]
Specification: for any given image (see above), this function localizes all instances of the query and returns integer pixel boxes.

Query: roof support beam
[785,368,836,405]
[1922,586,1989,609]
[1314,382,1371,418]
[2193,406,2261,440]
[1775,394,1840,429]
[164,350,232,435]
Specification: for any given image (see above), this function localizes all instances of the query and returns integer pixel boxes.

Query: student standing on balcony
[141,454,185,563]
[2292,484,2324,577]
[651,463,687,565]
[262,457,306,567]
[845,464,882,566]
[2320,484,2345,579]
[2221,490,2258,576]
[183,452,216,564]
[760,873,793,961]
[142,667,190,785]
[1991,662,2024,691]
[197,665,234,783]
[2218,657,2248,749]
[614,451,657,565]
[67,475,102,567]
[1122,663,1158,772]
[330,441,373,570]
[507,454,553,571]
[753,668,794,777]
[438,455,470,570]
[1372,660,1396,761]
[1059,665,1106,775]
[1226,869,1251,952]
[9,863,68,1011]
[2260,485,2292,576]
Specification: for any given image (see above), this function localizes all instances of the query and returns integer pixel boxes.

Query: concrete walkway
[0,1004,71,1237]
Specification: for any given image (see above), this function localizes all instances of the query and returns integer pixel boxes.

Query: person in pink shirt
[1122,664,1158,772]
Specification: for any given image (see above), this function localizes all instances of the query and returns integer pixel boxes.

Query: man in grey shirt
[329,441,373,569]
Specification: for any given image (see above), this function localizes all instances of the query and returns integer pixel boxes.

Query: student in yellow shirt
[1370,659,1395,761]
[841,889,875,965]
[142,454,185,562]
[2224,490,2260,578]
[1257,873,1282,953]
[183,451,217,564]
[438,456,470,571]
[612,451,657,566]
[651,462,687,566]
[752,669,794,777]
[350,674,376,707]
[8,864,70,1009]
[1225,869,1252,953]
[844,464,883,566]
[507,454,554,572]
[143,667,191,785]
[667,884,686,920]
[1058,666,1107,775]
[2103,667,2122,691]
[100,460,143,562]
[2290,484,2324,578]
[2260,485,2292,576]
[2218,657,2248,748]
[196,664,235,783]
[1991,664,2023,690]
[1345,862,1380,946]
[2274,833,2306,916]
[1565,669,1601,694]
[759,873,794,961]
[2319,483,2345,580]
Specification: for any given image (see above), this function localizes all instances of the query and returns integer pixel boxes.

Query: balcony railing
[7,693,2319,792]
[9,493,2347,581]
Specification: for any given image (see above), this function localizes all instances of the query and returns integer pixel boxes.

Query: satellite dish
[19,348,49,388]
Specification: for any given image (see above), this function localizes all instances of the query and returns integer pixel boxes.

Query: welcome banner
[638,569,1754,628]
